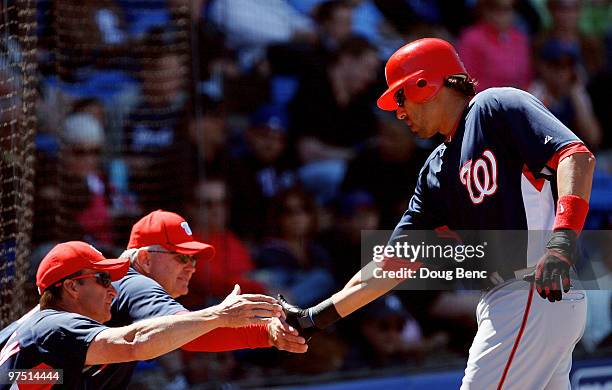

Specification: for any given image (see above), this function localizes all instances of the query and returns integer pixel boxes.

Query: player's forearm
[280,260,406,335]
[556,152,595,200]
[126,307,227,360]
[86,307,224,365]
[331,260,405,317]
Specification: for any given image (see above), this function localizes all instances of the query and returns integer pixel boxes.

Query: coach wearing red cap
[0,241,282,388]
[82,210,307,388]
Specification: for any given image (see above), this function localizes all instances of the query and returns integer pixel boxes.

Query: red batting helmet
[377,38,468,110]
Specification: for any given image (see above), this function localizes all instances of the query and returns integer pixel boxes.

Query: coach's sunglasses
[55,272,112,288]
[147,250,197,266]
[394,87,406,108]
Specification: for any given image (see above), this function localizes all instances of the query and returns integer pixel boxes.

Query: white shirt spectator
[209,0,314,68]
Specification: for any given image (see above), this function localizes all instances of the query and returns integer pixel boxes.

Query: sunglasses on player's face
[394,88,406,108]
[55,272,112,288]
[147,250,197,267]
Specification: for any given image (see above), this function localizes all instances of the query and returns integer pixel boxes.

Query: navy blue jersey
[106,268,186,327]
[84,268,186,388]
[0,306,39,352]
[0,309,108,389]
[390,88,581,270]
[0,269,186,389]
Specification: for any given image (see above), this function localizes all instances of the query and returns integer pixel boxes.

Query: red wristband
[553,195,589,234]
[181,324,270,352]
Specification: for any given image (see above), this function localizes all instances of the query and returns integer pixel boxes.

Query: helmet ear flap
[403,76,440,104]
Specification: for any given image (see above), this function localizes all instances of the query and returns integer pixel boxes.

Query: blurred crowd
[4,0,610,387]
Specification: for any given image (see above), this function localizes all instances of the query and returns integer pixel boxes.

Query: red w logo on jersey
[459,149,498,204]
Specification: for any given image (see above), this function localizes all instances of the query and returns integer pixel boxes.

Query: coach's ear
[62,279,81,300]
[135,249,152,273]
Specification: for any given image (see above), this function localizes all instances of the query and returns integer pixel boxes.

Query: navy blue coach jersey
[391,88,581,269]
[0,309,108,389]
[0,269,187,389]
[84,267,186,389]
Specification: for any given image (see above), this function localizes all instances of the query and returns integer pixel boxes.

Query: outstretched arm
[280,258,415,337]
[86,285,282,365]
[330,260,407,317]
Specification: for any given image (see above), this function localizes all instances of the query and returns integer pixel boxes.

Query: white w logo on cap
[180,222,193,236]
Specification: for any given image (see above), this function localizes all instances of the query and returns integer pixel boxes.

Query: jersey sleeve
[388,147,445,245]
[41,314,108,370]
[481,88,581,175]
[109,271,186,326]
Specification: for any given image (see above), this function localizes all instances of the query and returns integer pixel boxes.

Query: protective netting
[0,0,37,327]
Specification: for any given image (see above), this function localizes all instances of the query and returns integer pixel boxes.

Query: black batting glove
[527,230,576,302]
[278,294,342,340]
[278,295,318,340]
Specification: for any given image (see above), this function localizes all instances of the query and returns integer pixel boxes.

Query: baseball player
[279,38,595,389]
[0,210,307,388]
[0,241,282,389]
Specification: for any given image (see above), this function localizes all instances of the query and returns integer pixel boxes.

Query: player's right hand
[215,284,283,327]
[278,295,318,340]
[524,230,576,303]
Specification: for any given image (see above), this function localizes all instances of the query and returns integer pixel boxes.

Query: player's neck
[438,93,470,139]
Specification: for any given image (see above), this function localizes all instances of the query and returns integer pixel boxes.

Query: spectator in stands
[343,294,449,369]
[207,0,316,70]
[313,0,354,52]
[181,178,265,308]
[587,29,612,150]
[536,0,605,78]
[268,0,403,77]
[71,98,106,124]
[319,191,380,285]
[289,36,379,160]
[529,39,602,149]
[53,0,133,78]
[60,112,114,247]
[266,0,357,86]
[457,0,532,91]
[187,97,229,180]
[348,0,406,59]
[306,0,405,60]
[72,98,141,227]
[289,36,380,203]
[124,29,190,211]
[253,186,335,307]
[228,104,296,242]
[116,0,202,38]
[342,113,430,226]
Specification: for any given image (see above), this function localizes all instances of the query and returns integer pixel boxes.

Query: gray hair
[120,244,165,265]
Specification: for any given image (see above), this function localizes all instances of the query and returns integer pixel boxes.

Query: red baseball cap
[127,210,215,258]
[36,241,130,294]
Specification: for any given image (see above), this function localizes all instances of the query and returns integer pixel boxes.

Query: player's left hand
[528,230,577,302]
[267,317,308,353]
